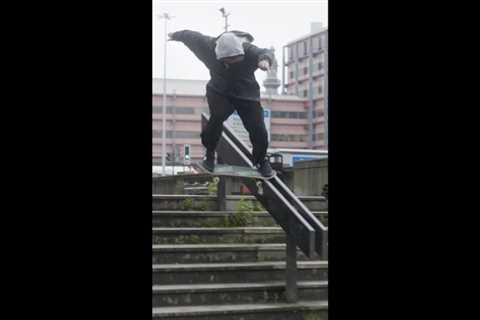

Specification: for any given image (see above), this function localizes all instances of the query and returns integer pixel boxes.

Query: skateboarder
[168,29,274,177]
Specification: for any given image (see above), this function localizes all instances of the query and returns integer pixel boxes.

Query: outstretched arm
[168,30,215,63]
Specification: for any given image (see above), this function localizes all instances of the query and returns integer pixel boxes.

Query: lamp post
[219,7,230,32]
[324,32,328,149]
[157,13,173,175]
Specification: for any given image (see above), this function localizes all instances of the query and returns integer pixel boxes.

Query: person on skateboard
[168,29,274,177]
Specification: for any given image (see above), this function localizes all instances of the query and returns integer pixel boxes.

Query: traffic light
[184,144,190,160]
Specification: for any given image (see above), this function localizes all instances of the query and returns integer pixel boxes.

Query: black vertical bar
[321,229,328,260]
[217,156,226,211]
[286,215,298,303]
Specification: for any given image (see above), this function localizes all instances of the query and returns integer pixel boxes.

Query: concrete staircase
[152,199,328,319]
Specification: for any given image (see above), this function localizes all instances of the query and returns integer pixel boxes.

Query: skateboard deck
[194,162,276,180]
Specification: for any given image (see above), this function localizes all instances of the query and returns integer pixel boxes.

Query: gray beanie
[215,32,247,60]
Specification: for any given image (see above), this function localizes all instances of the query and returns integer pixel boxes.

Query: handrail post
[285,218,298,303]
[217,177,226,211]
[175,176,184,194]
[217,156,226,211]
[321,229,328,260]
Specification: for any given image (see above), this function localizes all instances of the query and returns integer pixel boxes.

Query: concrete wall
[152,159,328,197]
[293,159,328,196]
[152,174,248,195]
[152,174,214,195]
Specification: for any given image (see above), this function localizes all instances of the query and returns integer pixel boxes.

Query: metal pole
[162,16,167,175]
[172,90,177,176]
[282,46,285,95]
[285,221,298,303]
[219,8,230,32]
[308,36,314,148]
[324,32,328,149]
[217,156,226,211]
[158,13,173,176]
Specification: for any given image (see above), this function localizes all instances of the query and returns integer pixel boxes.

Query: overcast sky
[152,0,328,89]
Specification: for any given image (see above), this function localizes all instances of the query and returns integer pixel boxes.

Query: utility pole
[324,32,328,149]
[172,90,177,175]
[219,7,230,32]
[157,12,174,175]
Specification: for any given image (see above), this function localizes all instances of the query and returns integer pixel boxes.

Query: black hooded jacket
[170,30,274,102]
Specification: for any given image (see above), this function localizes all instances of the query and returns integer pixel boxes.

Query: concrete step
[152,195,328,212]
[152,301,328,319]
[152,227,286,244]
[152,261,328,285]
[152,210,328,228]
[152,281,328,307]
[152,195,218,211]
[152,244,323,264]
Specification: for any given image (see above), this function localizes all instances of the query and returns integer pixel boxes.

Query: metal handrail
[201,113,328,303]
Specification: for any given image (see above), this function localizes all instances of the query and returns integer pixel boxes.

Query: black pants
[201,89,269,166]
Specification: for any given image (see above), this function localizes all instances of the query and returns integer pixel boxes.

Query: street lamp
[219,7,230,32]
[157,13,174,175]
[324,32,328,149]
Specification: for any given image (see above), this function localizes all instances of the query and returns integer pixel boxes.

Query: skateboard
[194,162,277,180]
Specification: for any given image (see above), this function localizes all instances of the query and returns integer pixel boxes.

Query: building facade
[282,23,328,149]
[152,78,310,165]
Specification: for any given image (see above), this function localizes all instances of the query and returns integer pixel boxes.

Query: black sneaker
[257,158,274,177]
[202,150,215,172]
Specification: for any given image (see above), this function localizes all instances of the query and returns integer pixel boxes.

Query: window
[152,130,200,139]
[304,40,308,56]
[318,62,323,70]
[174,131,200,139]
[271,111,307,119]
[318,86,323,94]
[290,112,299,119]
[296,134,306,142]
[152,106,195,114]
[289,71,294,79]
[303,89,308,97]
[168,107,195,114]
[271,134,307,142]
[271,134,285,142]
[315,133,325,141]
[288,46,294,61]
[303,67,308,75]
[312,36,319,52]
[313,109,325,118]
[271,111,287,118]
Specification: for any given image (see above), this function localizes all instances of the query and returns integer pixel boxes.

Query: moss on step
[223,198,255,227]
[303,311,326,320]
